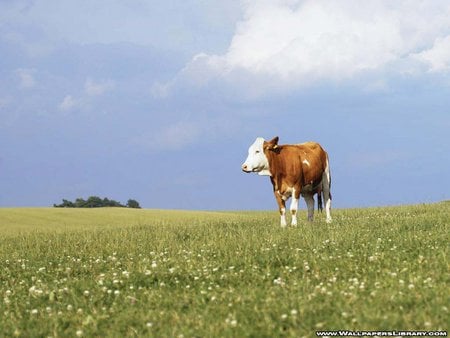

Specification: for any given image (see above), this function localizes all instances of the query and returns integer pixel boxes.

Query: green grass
[1,204,449,337]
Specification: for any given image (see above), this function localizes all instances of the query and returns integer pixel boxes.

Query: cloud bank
[180,0,450,92]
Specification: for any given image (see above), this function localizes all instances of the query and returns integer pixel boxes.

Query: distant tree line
[53,196,141,209]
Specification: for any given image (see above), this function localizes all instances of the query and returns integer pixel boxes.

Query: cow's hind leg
[322,158,332,223]
[323,190,332,223]
[304,194,315,221]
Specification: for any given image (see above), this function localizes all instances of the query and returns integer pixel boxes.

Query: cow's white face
[241,137,271,176]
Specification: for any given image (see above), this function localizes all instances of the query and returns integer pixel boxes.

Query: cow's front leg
[274,192,287,227]
[290,188,300,227]
[304,194,315,221]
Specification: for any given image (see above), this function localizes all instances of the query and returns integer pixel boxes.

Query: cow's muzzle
[241,164,251,173]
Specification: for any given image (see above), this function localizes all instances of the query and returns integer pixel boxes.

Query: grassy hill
[1,203,448,337]
[0,207,250,236]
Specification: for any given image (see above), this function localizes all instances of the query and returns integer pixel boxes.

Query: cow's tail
[327,155,332,201]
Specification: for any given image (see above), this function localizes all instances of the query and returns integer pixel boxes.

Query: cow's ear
[266,136,280,151]
[269,136,279,146]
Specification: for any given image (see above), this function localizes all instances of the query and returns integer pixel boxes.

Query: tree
[53,199,74,208]
[74,198,87,208]
[53,196,140,208]
[126,199,141,209]
[85,196,103,208]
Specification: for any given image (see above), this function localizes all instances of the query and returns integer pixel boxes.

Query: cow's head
[241,136,279,175]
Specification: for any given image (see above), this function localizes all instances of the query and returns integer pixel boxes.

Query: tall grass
[1,203,448,337]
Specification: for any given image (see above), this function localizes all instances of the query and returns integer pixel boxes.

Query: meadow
[0,204,449,337]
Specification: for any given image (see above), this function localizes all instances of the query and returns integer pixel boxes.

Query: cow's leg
[304,194,315,221]
[290,188,300,226]
[322,159,332,223]
[274,192,287,227]
[323,190,332,223]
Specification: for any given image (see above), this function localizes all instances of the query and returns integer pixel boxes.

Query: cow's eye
[255,150,260,154]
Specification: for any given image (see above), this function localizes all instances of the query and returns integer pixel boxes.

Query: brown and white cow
[242,136,332,227]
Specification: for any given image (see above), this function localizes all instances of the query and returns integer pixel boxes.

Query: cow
[241,136,332,227]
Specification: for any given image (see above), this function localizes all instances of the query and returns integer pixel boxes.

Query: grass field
[1,204,449,337]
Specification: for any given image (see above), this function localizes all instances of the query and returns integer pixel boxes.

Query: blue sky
[1,0,449,210]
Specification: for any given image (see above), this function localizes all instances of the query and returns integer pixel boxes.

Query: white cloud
[15,68,36,88]
[413,36,450,72]
[133,121,201,151]
[0,1,241,55]
[157,122,201,150]
[58,95,78,112]
[181,0,450,91]
[131,116,240,152]
[84,78,115,96]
